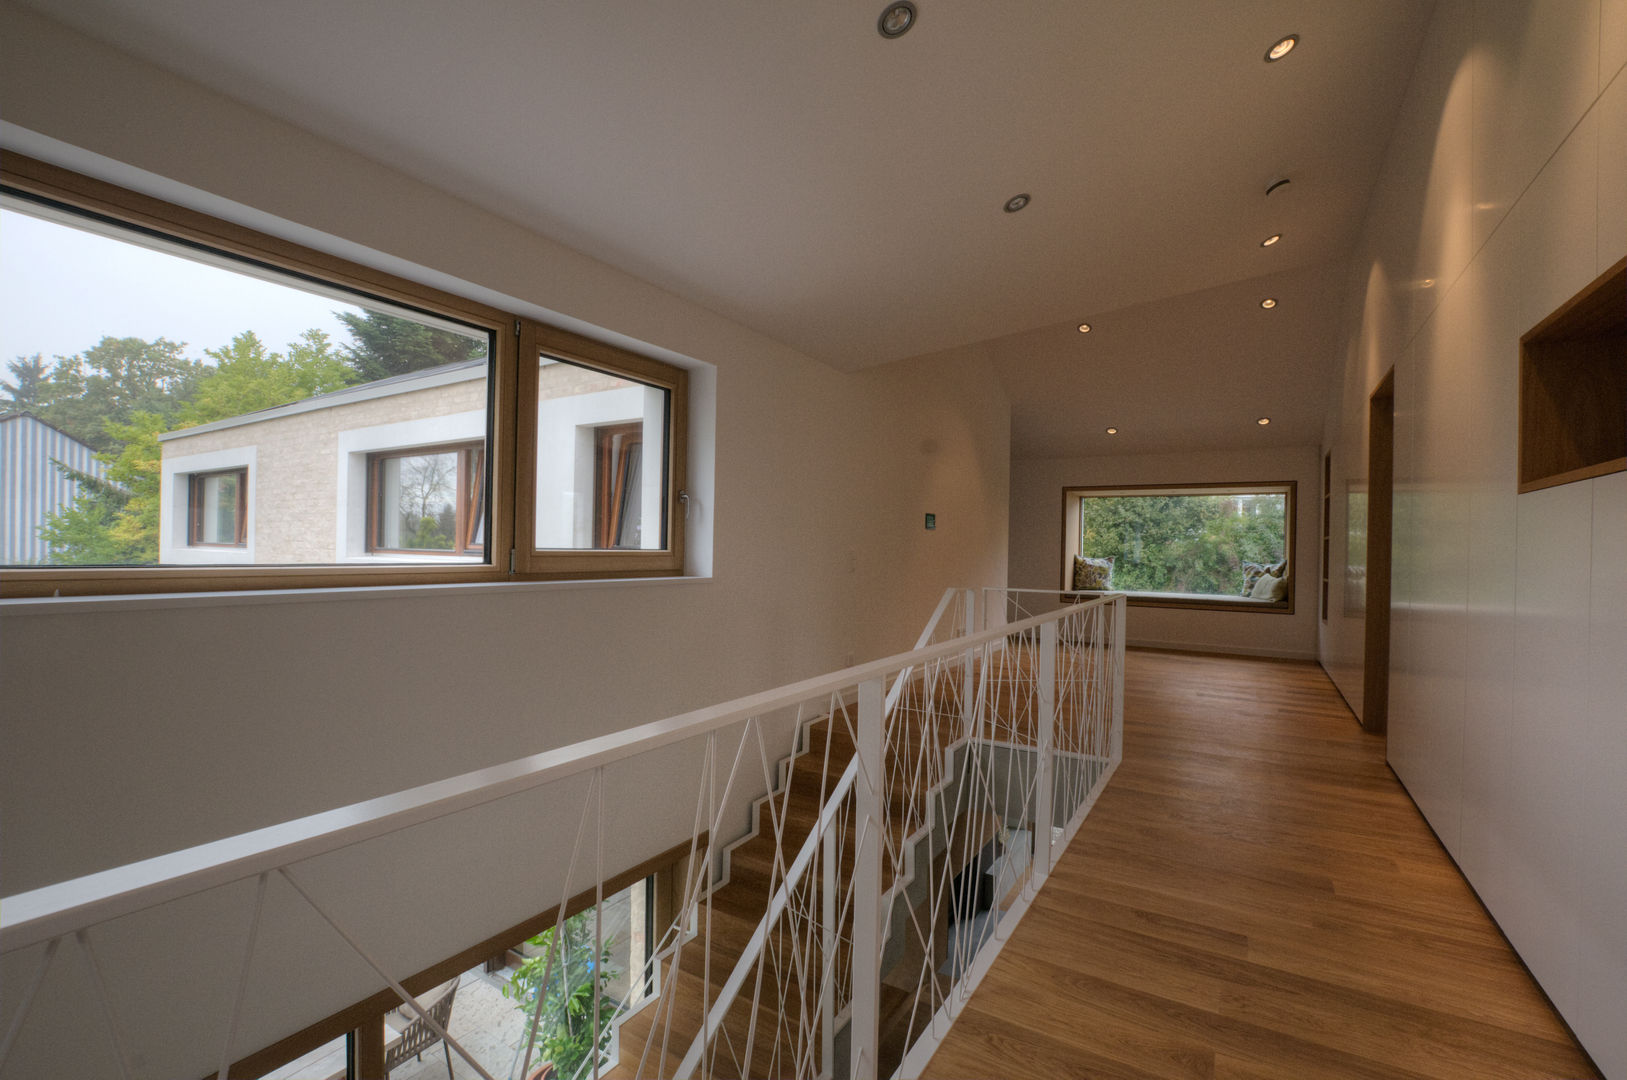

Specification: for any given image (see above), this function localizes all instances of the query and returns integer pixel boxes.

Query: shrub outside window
[1061,482,1295,612]
[187,467,246,546]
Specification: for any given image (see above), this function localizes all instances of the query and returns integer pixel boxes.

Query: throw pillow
[1072,555,1115,591]
[1249,572,1289,602]
[1241,561,1270,596]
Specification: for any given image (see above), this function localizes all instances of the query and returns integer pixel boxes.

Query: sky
[0,206,364,371]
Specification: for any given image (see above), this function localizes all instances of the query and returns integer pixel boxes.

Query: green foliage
[28,336,203,452]
[1079,493,1286,596]
[31,330,360,565]
[180,330,355,423]
[503,911,620,1080]
[33,461,143,565]
[335,309,487,382]
[1,355,52,411]
[404,514,454,550]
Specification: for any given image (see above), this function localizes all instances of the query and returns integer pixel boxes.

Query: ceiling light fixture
[1261,233,1281,247]
[1077,322,1092,333]
[1265,177,1291,197]
[877,1,917,38]
[1106,427,1119,435]
[1260,298,1278,309]
[1003,193,1031,213]
[1257,417,1271,425]
[1265,34,1298,61]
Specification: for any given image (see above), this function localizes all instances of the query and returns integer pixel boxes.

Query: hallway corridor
[923,649,1599,1079]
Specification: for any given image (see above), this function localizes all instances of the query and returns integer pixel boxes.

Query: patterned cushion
[1072,555,1115,590]
[1242,560,1289,595]
[1249,572,1289,602]
[1241,562,1269,595]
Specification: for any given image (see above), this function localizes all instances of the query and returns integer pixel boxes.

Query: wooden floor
[920,649,1600,1080]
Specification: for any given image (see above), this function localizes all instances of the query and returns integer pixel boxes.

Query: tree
[31,336,203,451]
[180,330,355,423]
[34,331,360,564]
[504,912,620,1080]
[32,462,143,565]
[1,355,52,411]
[1079,493,1285,596]
[335,309,487,382]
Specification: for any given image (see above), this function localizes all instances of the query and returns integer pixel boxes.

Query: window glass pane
[1077,489,1289,598]
[0,198,491,568]
[533,357,668,552]
[193,470,243,546]
[375,450,461,551]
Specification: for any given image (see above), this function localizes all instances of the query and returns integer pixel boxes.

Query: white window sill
[1065,589,1292,612]
[0,573,713,617]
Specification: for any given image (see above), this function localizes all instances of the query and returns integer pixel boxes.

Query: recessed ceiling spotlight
[1265,34,1298,62]
[1421,278,1435,287]
[1077,322,1092,333]
[1257,417,1272,425]
[877,1,917,38]
[1261,233,1282,247]
[1003,193,1031,213]
[1106,427,1119,435]
[1260,298,1278,309]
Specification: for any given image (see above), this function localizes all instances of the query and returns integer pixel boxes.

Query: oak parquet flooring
[920,649,1600,1080]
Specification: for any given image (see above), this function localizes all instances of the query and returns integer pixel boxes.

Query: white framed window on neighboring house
[159,447,256,565]
[332,407,487,562]
[367,443,485,556]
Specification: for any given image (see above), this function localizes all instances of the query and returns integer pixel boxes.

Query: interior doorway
[1361,369,1395,735]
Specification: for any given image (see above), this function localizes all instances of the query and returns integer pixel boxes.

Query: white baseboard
[1126,637,1317,661]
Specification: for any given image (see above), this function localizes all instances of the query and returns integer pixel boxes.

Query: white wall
[1320,2,1625,1074]
[1009,446,1321,659]
[0,7,1010,1076]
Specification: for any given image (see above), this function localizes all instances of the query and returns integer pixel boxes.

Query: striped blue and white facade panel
[1,413,109,564]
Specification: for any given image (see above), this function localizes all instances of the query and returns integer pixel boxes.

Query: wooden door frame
[1362,370,1395,735]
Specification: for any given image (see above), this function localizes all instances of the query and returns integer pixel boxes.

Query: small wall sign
[924,513,937,530]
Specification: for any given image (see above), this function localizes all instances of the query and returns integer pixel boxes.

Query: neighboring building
[0,411,108,564]
[157,358,665,564]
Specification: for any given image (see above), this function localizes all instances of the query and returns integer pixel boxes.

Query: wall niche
[1518,256,1627,493]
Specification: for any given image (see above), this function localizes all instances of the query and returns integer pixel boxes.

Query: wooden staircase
[605,685,976,1080]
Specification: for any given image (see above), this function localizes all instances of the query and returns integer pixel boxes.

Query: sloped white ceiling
[12,0,1431,454]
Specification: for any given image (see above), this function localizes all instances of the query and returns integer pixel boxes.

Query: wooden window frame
[1060,481,1297,614]
[0,153,688,597]
[593,421,645,549]
[515,323,688,577]
[365,442,485,556]
[186,466,248,548]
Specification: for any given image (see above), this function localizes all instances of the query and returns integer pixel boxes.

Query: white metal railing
[0,587,1123,1080]
[674,589,1124,1080]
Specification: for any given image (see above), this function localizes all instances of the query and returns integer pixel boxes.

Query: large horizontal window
[1062,483,1295,612]
[0,154,686,596]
